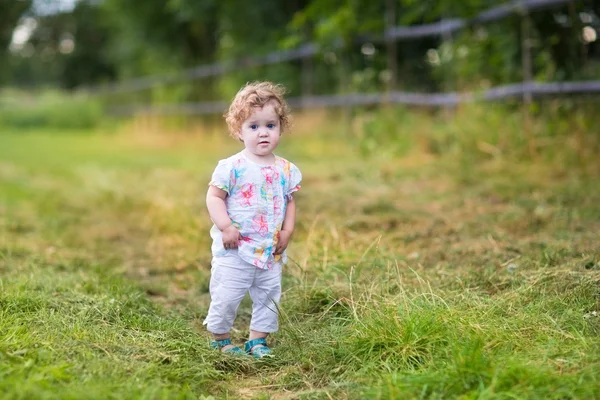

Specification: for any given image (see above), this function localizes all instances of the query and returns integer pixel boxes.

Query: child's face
[238,102,281,159]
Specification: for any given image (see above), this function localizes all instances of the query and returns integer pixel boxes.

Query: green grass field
[1,112,599,399]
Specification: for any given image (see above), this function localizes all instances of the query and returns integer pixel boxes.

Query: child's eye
[250,124,258,130]
[267,123,275,129]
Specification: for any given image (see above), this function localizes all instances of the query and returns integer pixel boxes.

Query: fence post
[568,0,587,160]
[340,49,353,137]
[301,26,314,104]
[442,14,454,119]
[521,9,535,157]
[568,0,587,65]
[301,55,314,99]
[385,0,398,93]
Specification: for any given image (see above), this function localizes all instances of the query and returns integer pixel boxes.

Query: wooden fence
[89,0,600,115]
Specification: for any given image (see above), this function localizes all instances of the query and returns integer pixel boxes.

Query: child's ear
[236,132,244,142]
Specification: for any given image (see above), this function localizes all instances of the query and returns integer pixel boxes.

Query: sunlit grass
[1,106,599,398]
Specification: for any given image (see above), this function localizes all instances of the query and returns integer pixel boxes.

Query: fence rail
[384,0,571,40]
[91,0,582,95]
[112,81,600,116]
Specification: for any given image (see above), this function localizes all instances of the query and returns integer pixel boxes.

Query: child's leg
[203,255,253,351]
[247,263,282,352]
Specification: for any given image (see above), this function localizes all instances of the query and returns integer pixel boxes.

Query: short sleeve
[286,162,302,199]
[209,159,232,194]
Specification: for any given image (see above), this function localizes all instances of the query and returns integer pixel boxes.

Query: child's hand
[222,225,242,249]
[274,230,292,255]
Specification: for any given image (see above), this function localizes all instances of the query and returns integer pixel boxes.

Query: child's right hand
[221,224,242,250]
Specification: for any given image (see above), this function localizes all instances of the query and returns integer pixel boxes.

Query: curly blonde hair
[224,81,292,138]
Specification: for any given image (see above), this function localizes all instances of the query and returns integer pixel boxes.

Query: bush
[0,90,103,131]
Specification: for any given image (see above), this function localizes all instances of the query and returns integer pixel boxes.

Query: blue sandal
[210,338,246,356]
[244,338,273,359]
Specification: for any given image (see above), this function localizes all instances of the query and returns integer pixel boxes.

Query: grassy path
[1,128,599,399]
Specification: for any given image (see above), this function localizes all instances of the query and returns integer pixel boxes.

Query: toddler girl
[203,81,302,358]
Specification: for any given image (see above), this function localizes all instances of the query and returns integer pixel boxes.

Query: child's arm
[274,196,296,255]
[206,186,241,249]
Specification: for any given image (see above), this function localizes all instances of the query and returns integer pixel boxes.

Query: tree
[6,0,117,88]
[0,0,32,83]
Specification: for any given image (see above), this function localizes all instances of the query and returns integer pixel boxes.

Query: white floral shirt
[209,151,302,269]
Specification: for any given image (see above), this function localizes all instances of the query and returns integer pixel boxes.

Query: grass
[1,106,599,399]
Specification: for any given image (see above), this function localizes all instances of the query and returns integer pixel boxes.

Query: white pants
[203,252,282,335]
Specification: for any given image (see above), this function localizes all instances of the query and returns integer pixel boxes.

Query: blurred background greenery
[1,0,599,170]
[1,0,599,123]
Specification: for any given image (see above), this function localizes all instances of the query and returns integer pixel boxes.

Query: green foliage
[102,0,219,74]
[5,1,117,89]
[289,0,384,46]
[3,0,599,110]
[0,0,32,49]
[0,0,32,83]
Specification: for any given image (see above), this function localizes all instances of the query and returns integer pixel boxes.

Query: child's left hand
[274,230,292,255]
